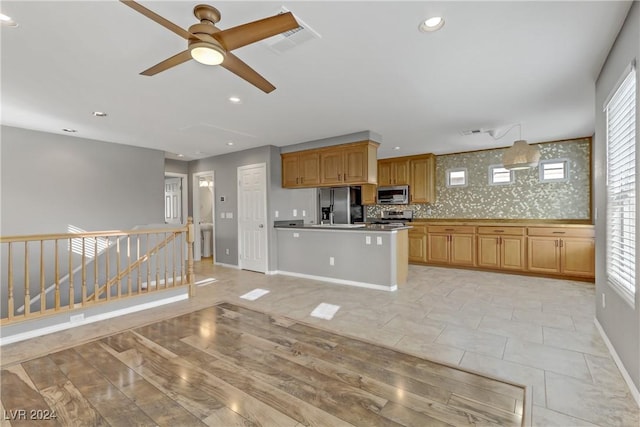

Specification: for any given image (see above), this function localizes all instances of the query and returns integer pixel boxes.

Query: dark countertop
[274,223,412,232]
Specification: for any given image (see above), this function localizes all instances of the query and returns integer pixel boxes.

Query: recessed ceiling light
[62,128,77,133]
[393,146,401,150]
[228,96,242,104]
[226,141,234,146]
[0,13,18,27]
[419,16,444,32]
[92,111,108,117]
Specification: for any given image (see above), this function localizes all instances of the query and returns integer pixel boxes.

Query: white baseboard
[0,292,188,346]
[594,317,640,407]
[274,270,397,292]
[214,262,240,269]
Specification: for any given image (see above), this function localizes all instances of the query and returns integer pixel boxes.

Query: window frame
[488,164,514,186]
[539,159,570,183]
[446,168,468,188]
[605,65,636,306]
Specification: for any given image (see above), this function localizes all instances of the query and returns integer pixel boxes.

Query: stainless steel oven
[377,185,409,204]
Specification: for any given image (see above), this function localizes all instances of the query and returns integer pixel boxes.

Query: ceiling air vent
[263,7,321,53]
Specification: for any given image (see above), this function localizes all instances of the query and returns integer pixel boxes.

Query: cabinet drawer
[427,225,475,234]
[477,226,525,236]
[408,224,427,234]
[528,227,594,238]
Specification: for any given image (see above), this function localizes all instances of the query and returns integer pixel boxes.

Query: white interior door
[238,164,268,273]
[164,177,182,224]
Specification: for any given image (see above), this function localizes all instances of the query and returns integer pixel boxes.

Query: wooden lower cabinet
[426,226,476,266]
[408,225,427,263]
[527,235,595,278]
[477,227,526,271]
[410,223,594,281]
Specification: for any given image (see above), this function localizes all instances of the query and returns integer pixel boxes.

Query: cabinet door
[561,238,595,278]
[281,154,300,188]
[361,184,377,205]
[427,234,450,264]
[450,233,475,266]
[527,237,560,274]
[320,150,344,185]
[298,151,320,186]
[394,160,410,185]
[410,156,435,203]
[477,235,500,269]
[343,145,368,183]
[408,233,427,263]
[501,236,526,271]
[378,161,393,186]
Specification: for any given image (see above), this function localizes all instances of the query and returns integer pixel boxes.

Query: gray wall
[1,125,166,317]
[594,2,639,393]
[1,126,165,234]
[189,145,317,271]
[368,138,591,220]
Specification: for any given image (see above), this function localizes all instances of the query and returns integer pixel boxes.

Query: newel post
[186,217,195,297]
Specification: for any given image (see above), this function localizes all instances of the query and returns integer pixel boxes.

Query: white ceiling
[0,1,632,160]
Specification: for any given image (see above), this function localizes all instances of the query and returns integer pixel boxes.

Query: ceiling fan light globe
[190,43,225,65]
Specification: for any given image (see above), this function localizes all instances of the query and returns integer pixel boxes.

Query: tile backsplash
[367,138,591,220]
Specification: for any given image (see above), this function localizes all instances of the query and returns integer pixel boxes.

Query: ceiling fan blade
[213,12,299,51]
[120,0,193,40]
[221,53,276,93]
[141,50,192,76]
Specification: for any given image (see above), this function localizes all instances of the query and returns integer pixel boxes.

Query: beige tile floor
[2,263,639,426]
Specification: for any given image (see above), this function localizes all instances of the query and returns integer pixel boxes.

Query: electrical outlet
[293,232,299,238]
[602,293,606,308]
[275,210,279,218]
[225,248,230,255]
[365,236,371,245]
[376,236,383,245]
[293,209,298,217]
[302,210,306,217]
[227,212,233,219]
[220,212,225,219]
[329,256,335,266]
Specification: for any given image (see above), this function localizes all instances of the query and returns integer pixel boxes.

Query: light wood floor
[1,302,526,426]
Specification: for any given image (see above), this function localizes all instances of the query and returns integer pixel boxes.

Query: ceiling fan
[120,0,300,93]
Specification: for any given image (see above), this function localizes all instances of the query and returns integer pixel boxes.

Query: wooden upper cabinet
[281,151,320,188]
[361,184,377,205]
[378,158,409,186]
[410,155,436,204]
[298,151,320,186]
[320,141,379,186]
[319,150,344,185]
[282,140,379,188]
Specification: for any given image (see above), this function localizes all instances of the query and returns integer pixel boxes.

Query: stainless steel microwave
[377,185,409,204]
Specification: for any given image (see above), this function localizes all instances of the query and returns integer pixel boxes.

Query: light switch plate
[365,236,371,245]
[376,236,383,245]
[293,209,298,217]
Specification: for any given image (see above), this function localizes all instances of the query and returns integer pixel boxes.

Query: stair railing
[0,218,195,324]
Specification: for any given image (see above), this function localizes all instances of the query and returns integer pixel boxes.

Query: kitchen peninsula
[274,222,409,291]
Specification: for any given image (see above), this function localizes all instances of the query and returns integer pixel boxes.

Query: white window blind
[606,67,636,301]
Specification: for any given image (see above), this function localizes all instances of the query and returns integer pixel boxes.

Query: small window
[446,168,467,187]
[489,165,514,185]
[539,159,569,182]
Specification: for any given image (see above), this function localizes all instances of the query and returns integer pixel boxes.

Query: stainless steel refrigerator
[318,187,364,224]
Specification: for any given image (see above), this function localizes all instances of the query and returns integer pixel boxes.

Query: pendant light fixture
[501,124,540,170]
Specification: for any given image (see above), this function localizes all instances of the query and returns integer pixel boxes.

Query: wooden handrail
[1,218,195,325]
